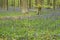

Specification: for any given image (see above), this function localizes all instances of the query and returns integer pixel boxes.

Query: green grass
[0,10,54,17]
[0,11,60,40]
[0,16,60,40]
[0,12,22,17]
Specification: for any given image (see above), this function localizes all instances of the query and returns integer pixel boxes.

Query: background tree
[18,0,20,8]
[53,0,56,10]
[13,0,15,10]
[28,0,32,9]
[47,0,50,6]
[35,0,43,15]
[20,0,28,13]
[6,0,8,10]
[0,0,2,9]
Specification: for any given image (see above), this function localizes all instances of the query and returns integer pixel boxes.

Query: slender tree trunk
[53,0,56,10]
[29,0,32,9]
[6,0,8,10]
[20,0,22,10]
[0,0,2,9]
[18,0,20,7]
[13,0,15,10]
[2,0,4,9]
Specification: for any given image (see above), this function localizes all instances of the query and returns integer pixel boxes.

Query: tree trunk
[6,0,8,10]
[29,0,32,9]
[53,0,56,10]
[13,0,15,11]
[47,0,50,6]
[0,0,2,9]
[21,0,28,13]
[18,0,20,8]
[36,0,42,15]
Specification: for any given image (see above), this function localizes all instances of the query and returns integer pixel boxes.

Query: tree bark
[29,0,32,9]
[6,0,8,10]
[21,0,28,13]
[53,0,56,10]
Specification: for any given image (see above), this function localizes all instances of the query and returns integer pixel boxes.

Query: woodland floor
[0,8,60,40]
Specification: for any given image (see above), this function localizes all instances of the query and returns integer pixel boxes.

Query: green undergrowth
[0,17,60,40]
